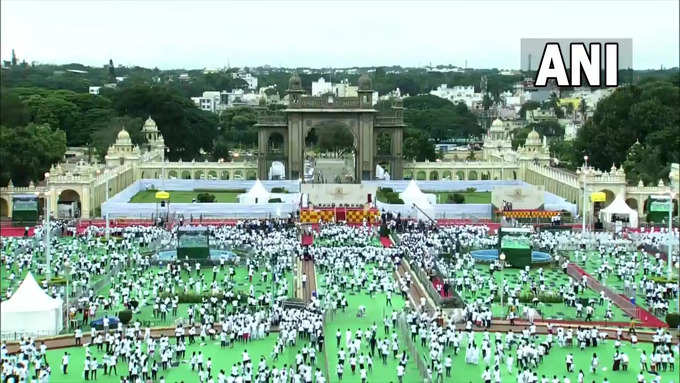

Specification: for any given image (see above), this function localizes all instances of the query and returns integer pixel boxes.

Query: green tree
[403,129,435,161]
[573,79,679,184]
[0,89,30,128]
[519,101,540,119]
[0,124,67,186]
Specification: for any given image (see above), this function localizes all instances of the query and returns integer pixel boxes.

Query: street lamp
[44,172,51,279]
[499,252,506,309]
[581,156,589,238]
[64,260,71,330]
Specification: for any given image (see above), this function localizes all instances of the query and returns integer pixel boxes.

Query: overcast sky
[1,0,678,70]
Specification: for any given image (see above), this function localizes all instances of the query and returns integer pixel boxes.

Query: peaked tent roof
[244,180,270,199]
[0,272,62,312]
[399,180,432,207]
[600,195,637,216]
[600,195,638,227]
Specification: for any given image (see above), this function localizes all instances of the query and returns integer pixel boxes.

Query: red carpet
[432,277,452,298]
[379,236,392,248]
[0,225,35,237]
[301,234,314,246]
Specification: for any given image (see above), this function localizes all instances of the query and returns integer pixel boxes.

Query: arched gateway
[256,73,405,182]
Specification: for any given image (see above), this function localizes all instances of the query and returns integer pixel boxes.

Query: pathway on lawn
[302,259,317,303]
[567,263,668,328]
[395,262,434,312]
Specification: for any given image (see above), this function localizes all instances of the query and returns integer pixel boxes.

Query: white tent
[238,180,271,204]
[399,180,436,220]
[599,195,639,228]
[0,273,63,337]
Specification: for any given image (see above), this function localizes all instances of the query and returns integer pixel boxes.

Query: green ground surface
[569,250,679,313]
[433,191,492,204]
[44,335,309,383]
[129,190,241,203]
[74,265,294,330]
[450,263,631,322]
[413,331,679,383]
[317,264,421,383]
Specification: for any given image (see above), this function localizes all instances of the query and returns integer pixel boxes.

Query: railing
[374,116,404,126]
[256,115,287,125]
[397,313,429,381]
[1,330,57,342]
[294,97,361,109]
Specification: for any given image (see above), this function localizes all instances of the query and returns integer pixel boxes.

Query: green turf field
[450,263,632,322]
[128,190,241,203]
[434,191,492,204]
[413,331,679,383]
[316,263,421,383]
[44,334,309,383]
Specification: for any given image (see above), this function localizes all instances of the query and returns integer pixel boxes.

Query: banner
[650,201,671,212]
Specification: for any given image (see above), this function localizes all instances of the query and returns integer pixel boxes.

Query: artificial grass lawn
[44,334,312,383]
[129,190,241,203]
[569,250,679,313]
[79,266,294,329]
[316,267,421,383]
[412,331,679,383]
[433,191,492,204]
[451,264,631,322]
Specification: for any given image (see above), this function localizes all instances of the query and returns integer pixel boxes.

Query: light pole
[44,172,52,279]
[105,171,110,240]
[64,260,70,330]
[581,156,589,238]
[499,252,506,310]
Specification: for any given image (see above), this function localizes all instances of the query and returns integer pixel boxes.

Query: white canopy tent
[599,195,639,228]
[238,179,271,204]
[399,180,436,220]
[0,273,63,337]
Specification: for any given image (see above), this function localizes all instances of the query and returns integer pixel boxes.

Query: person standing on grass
[61,352,69,374]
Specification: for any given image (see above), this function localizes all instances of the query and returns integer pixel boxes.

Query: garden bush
[39,276,67,286]
[666,312,680,328]
[196,193,216,203]
[448,193,465,204]
[118,309,133,325]
[465,187,477,193]
[270,187,287,193]
[377,188,404,204]
[650,276,678,284]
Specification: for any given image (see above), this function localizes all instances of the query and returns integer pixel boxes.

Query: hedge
[159,292,249,305]
[666,312,680,328]
[447,193,465,204]
[270,187,287,193]
[197,193,216,203]
[38,276,67,286]
[649,276,678,284]
[377,188,404,204]
[494,292,564,304]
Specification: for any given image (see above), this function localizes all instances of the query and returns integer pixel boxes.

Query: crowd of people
[0,217,678,382]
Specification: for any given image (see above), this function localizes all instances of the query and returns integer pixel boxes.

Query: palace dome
[358,73,372,90]
[117,128,130,140]
[490,118,504,131]
[525,129,541,146]
[288,73,302,90]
